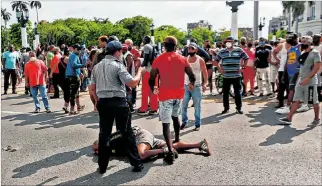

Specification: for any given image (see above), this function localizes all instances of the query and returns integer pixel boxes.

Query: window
[311,3,316,19]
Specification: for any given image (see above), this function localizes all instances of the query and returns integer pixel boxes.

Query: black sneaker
[221,109,229,114]
[180,123,187,130]
[236,110,243,114]
[97,167,107,174]
[33,108,40,113]
[4,91,7,95]
[148,110,158,115]
[12,91,17,94]
[194,126,200,131]
[45,108,51,113]
[164,152,175,165]
[250,92,255,96]
[62,107,69,114]
[132,164,144,172]
[267,93,273,96]
[25,90,29,95]
[278,117,292,125]
[137,110,148,116]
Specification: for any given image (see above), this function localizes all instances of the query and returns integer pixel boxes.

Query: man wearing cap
[181,42,208,131]
[279,36,321,125]
[91,40,145,173]
[149,36,196,164]
[214,36,249,114]
[65,44,87,115]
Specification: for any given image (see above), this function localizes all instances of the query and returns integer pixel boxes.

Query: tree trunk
[5,21,8,46]
[36,7,39,23]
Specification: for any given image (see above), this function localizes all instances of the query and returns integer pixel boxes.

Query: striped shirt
[215,47,249,78]
[91,55,134,98]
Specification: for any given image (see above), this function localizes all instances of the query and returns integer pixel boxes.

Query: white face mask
[226,42,233,48]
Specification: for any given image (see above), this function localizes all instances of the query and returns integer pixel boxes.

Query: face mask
[9,48,13,52]
[188,52,196,57]
[241,42,246,45]
[259,41,265,46]
[128,46,132,51]
[217,45,222,48]
[226,42,232,48]
[301,43,310,50]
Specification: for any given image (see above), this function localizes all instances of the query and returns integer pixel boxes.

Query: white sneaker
[275,106,290,114]
[297,104,310,113]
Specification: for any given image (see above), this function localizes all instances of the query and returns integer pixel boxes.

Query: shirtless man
[92,126,211,161]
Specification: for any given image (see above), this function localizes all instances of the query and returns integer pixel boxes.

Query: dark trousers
[52,73,60,97]
[47,68,51,89]
[223,77,242,110]
[4,69,17,92]
[67,76,80,107]
[131,87,137,104]
[59,79,70,103]
[97,97,142,170]
[277,71,289,106]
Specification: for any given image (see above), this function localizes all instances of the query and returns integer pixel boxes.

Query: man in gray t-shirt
[279,36,321,125]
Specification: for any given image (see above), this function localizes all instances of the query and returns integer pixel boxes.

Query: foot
[275,106,290,114]
[69,110,77,115]
[297,104,310,113]
[275,105,284,109]
[180,123,187,130]
[255,86,258,90]
[194,126,200,131]
[259,93,264,97]
[97,167,106,174]
[4,91,7,95]
[45,108,51,113]
[62,107,69,114]
[199,139,211,156]
[24,91,29,95]
[221,109,229,114]
[33,108,40,113]
[137,110,148,116]
[164,151,175,165]
[250,92,255,96]
[242,93,248,97]
[310,119,321,125]
[12,91,17,94]
[77,105,85,111]
[148,110,158,115]
[278,117,292,125]
[132,104,136,109]
[236,109,243,114]
[172,149,179,159]
[267,93,273,97]
[132,164,144,172]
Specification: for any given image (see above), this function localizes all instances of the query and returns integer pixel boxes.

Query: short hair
[125,39,133,45]
[98,35,108,43]
[190,38,197,43]
[164,36,178,46]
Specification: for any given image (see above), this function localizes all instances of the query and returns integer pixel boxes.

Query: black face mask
[9,48,13,52]
[241,42,246,45]
[298,50,311,65]
[217,45,222,48]
[301,44,310,50]
[247,43,252,48]
[188,52,196,57]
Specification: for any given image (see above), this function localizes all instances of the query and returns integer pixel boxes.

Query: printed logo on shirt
[287,52,297,64]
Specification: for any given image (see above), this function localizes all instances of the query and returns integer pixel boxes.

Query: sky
[1,0,284,38]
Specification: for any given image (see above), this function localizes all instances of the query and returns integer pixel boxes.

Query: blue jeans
[182,85,202,127]
[81,77,89,91]
[30,85,50,109]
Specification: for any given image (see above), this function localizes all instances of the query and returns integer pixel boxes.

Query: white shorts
[270,65,278,83]
[159,99,182,123]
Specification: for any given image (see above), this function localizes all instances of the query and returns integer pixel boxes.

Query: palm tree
[30,1,41,23]
[11,1,29,12]
[1,8,12,46]
[282,1,305,33]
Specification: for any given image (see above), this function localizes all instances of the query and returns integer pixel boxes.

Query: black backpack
[149,44,159,65]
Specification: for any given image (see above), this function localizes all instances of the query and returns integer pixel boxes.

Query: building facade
[239,27,253,39]
[298,1,322,36]
[187,20,212,30]
[268,16,288,34]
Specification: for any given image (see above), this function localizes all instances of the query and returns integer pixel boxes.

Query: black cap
[287,33,298,40]
[107,36,119,44]
[106,41,123,52]
[225,36,235,41]
[72,44,82,50]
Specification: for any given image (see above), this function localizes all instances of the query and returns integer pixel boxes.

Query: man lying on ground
[92,126,211,161]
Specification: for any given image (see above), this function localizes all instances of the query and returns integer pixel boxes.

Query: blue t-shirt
[2,51,19,69]
[215,47,249,78]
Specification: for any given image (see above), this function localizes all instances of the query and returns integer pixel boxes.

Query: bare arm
[273,45,282,64]
[125,68,143,88]
[149,68,159,91]
[91,83,99,103]
[199,58,208,86]
[185,66,196,86]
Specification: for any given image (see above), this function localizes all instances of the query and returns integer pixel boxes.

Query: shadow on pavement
[245,102,279,128]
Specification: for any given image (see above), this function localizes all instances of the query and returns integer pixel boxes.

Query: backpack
[149,44,159,65]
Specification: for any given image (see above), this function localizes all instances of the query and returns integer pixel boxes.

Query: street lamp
[258,17,265,38]
[16,8,29,48]
[150,23,155,44]
[33,22,40,50]
[226,1,244,40]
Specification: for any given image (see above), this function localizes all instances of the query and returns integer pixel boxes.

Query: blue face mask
[259,41,265,46]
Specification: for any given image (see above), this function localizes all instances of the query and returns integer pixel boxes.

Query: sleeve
[91,66,97,84]
[2,52,7,59]
[240,50,249,60]
[197,47,210,62]
[118,64,134,84]
[314,51,322,63]
[215,51,222,61]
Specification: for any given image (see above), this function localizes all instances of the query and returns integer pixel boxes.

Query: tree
[218,29,243,41]
[154,25,185,46]
[11,1,29,11]
[190,27,215,46]
[1,8,11,46]
[30,1,41,23]
[282,1,305,33]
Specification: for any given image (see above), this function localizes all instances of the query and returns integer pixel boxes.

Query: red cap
[131,49,140,58]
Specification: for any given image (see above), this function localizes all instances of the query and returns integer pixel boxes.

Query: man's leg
[233,77,243,113]
[181,85,191,128]
[191,85,202,129]
[39,85,50,110]
[4,70,10,93]
[131,87,137,106]
[222,78,231,113]
[257,68,264,95]
[139,72,150,113]
[312,86,320,122]
[265,67,272,94]
[30,86,41,110]
[11,70,17,93]
[172,99,182,143]
[52,74,60,98]
[277,71,285,107]
[279,86,303,124]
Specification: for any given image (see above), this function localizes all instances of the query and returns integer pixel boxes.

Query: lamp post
[16,8,29,48]
[33,22,40,50]
[258,17,265,38]
[150,23,155,44]
[187,29,192,45]
[253,1,259,39]
[214,32,220,45]
[226,1,244,40]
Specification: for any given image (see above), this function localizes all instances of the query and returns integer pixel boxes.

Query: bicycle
[214,70,245,98]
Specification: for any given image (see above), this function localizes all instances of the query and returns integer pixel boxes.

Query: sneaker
[12,91,17,94]
[310,119,321,125]
[275,105,284,109]
[62,107,69,114]
[221,109,229,114]
[278,117,292,125]
[267,93,273,97]
[132,164,144,172]
[137,110,148,116]
[33,108,40,113]
[148,110,158,115]
[180,123,187,130]
[69,110,77,115]
[259,93,264,97]
[199,139,211,156]
[250,92,255,96]
[45,108,51,113]
[297,104,309,113]
[24,90,29,95]
[164,152,175,165]
[275,106,290,114]
[236,109,243,114]
[194,126,200,131]
[3,91,7,95]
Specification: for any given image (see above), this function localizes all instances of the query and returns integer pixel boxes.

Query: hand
[188,83,194,91]
[26,83,29,88]
[49,74,53,78]
[80,73,84,79]
[202,85,207,92]
[300,77,310,86]
[139,67,146,74]
[218,68,224,74]
[153,86,159,94]
[237,69,243,74]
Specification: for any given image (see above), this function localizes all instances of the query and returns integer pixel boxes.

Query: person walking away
[65,44,86,115]
[254,37,273,97]
[138,36,159,115]
[203,40,215,96]
[181,42,208,131]
[24,52,51,113]
[49,47,62,99]
[214,36,249,114]
[149,36,196,164]
[80,45,89,92]
[2,45,20,94]
[91,40,145,174]
[58,52,70,113]
[46,45,55,93]
[279,36,321,125]
[243,41,256,96]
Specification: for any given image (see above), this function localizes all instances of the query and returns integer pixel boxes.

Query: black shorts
[288,72,299,91]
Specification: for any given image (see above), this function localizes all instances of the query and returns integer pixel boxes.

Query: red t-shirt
[152,52,189,101]
[24,60,48,87]
[50,54,62,74]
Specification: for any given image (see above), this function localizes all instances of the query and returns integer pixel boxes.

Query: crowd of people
[1,31,322,173]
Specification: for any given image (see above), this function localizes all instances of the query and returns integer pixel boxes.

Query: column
[151,36,155,44]
[253,1,259,40]
[35,34,40,48]
[231,11,238,39]
[158,42,161,53]
[21,27,28,48]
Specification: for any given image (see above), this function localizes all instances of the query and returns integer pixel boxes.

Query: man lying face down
[92,126,211,161]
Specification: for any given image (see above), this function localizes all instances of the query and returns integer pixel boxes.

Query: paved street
[1,79,322,185]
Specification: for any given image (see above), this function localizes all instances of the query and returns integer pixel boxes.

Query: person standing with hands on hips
[91,40,145,174]
[214,36,249,115]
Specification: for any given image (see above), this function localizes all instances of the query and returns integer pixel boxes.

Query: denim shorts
[159,99,183,123]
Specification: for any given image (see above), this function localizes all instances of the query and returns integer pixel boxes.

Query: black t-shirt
[58,58,67,81]
[255,45,272,68]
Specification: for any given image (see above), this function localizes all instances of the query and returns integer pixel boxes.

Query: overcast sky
[1,0,283,38]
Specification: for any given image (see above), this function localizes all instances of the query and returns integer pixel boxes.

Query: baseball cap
[240,37,246,41]
[301,36,313,43]
[106,41,122,51]
[189,42,198,49]
[107,36,119,43]
[72,44,82,50]
[225,36,235,41]
[287,33,298,40]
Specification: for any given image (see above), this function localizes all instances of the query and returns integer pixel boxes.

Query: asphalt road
[1,79,322,185]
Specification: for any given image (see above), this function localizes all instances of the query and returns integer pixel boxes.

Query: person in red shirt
[24,51,51,113]
[149,36,196,164]
[49,47,62,99]
[243,41,256,96]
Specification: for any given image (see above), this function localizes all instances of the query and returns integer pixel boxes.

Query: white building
[298,1,322,36]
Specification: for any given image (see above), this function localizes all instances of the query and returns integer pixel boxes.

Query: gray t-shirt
[298,49,321,86]
[143,44,153,72]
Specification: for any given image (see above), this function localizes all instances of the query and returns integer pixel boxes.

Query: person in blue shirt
[79,45,89,92]
[2,45,20,94]
[66,44,86,114]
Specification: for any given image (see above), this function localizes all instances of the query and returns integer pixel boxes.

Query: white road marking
[2,111,26,114]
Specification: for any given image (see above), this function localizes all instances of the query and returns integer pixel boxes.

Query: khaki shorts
[133,127,164,149]
[159,99,183,123]
[293,85,319,104]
